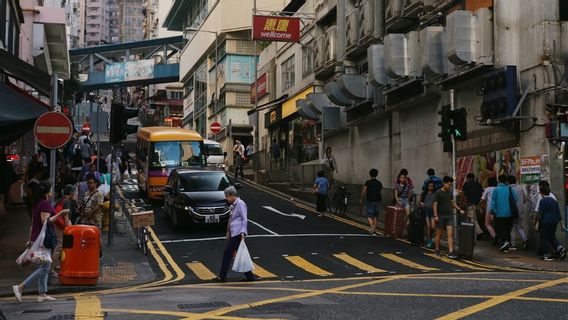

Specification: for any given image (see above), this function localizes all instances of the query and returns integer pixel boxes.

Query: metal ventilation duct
[368,44,390,86]
[337,74,367,100]
[306,93,331,114]
[446,10,475,65]
[420,26,449,76]
[475,8,493,64]
[384,33,407,78]
[324,81,353,106]
[407,31,422,77]
[296,99,319,120]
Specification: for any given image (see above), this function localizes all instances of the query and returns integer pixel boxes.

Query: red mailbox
[59,225,100,285]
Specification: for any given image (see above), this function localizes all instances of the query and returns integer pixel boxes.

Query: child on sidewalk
[420,180,437,248]
[360,168,383,235]
[313,170,329,217]
[535,183,567,261]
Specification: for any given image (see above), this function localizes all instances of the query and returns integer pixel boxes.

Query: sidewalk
[0,203,155,298]
[244,177,568,273]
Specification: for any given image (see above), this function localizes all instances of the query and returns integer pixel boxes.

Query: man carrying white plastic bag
[215,186,255,282]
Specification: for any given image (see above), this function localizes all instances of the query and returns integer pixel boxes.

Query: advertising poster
[105,62,125,83]
[125,59,154,81]
[456,147,521,189]
[226,55,255,84]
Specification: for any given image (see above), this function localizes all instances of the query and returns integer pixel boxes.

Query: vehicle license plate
[205,215,220,223]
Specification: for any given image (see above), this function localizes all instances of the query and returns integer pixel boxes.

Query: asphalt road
[1,175,566,320]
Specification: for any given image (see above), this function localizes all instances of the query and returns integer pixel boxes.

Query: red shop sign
[251,73,268,103]
[252,15,301,42]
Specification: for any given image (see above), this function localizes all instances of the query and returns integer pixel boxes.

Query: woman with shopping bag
[215,186,255,282]
[13,181,69,303]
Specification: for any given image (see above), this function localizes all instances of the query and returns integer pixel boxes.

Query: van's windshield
[206,144,224,156]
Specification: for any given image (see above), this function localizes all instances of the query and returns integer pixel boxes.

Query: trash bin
[59,225,100,285]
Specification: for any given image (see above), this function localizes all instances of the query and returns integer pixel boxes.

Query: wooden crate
[131,210,155,228]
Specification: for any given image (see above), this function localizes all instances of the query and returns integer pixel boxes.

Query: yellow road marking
[436,277,568,320]
[102,308,283,320]
[186,262,217,280]
[380,253,439,271]
[407,276,548,283]
[424,253,492,271]
[148,226,185,282]
[285,255,334,276]
[146,235,173,283]
[253,262,278,278]
[206,275,408,317]
[333,253,387,273]
[75,295,104,319]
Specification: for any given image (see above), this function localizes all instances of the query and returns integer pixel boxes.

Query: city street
[1,177,566,320]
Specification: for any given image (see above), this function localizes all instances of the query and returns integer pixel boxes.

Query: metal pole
[215,31,219,139]
[253,0,259,164]
[108,145,116,246]
[96,102,100,173]
[450,89,457,247]
[49,73,58,204]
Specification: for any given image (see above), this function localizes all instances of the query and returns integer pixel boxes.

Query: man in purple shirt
[216,186,254,282]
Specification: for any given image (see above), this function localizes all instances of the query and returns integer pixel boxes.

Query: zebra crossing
[178,250,494,282]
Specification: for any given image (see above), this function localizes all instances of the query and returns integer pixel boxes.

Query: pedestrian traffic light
[110,103,139,144]
[479,66,518,121]
[450,108,468,141]
[438,104,452,152]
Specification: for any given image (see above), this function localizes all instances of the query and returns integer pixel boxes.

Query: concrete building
[163,0,290,164]
[119,0,145,42]
[254,0,568,244]
[84,0,111,46]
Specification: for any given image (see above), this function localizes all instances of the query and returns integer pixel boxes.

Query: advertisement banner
[252,15,301,42]
[105,59,155,83]
[250,73,268,103]
[520,156,541,184]
[226,55,255,83]
[456,147,521,189]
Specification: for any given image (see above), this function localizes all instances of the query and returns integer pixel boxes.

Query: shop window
[281,55,295,91]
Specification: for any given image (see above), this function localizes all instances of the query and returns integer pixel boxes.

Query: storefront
[264,86,318,164]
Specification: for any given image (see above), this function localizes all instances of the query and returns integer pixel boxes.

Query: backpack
[43,221,57,249]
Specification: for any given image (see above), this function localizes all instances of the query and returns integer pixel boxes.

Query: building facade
[253,0,568,242]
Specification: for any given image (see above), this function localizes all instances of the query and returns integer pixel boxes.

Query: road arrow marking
[262,205,306,220]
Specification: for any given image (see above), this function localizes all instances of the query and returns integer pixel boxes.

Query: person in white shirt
[480,176,498,243]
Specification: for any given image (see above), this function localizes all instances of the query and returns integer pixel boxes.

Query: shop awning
[0,50,52,96]
[0,82,50,145]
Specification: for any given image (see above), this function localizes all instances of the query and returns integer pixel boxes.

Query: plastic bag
[16,221,52,266]
[232,240,254,273]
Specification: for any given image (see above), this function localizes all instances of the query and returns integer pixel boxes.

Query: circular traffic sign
[210,121,221,134]
[34,112,73,149]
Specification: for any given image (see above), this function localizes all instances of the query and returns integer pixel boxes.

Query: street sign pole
[450,89,458,247]
[49,73,58,203]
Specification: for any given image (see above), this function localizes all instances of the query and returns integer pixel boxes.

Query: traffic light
[110,103,139,144]
[450,108,468,141]
[438,105,452,152]
[480,66,518,121]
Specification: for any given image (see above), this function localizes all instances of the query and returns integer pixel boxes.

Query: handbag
[43,221,57,250]
[508,187,519,220]
[232,240,254,273]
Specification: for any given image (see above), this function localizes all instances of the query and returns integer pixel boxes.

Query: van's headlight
[217,164,226,169]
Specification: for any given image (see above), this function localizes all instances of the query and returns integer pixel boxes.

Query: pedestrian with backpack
[313,170,330,217]
[13,182,69,303]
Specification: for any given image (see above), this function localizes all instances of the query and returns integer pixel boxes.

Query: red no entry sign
[34,112,73,149]
[210,122,221,134]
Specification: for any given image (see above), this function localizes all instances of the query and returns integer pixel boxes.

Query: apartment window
[281,55,295,91]
[194,61,208,112]
[235,40,256,55]
[302,41,314,78]
[561,0,568,21]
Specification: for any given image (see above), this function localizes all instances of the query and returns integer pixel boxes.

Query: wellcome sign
[252,15,300,42]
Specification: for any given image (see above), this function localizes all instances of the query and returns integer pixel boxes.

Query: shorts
[436,216,453,230]
[423,207,434,219]
[366,201,380,218]
[399,198,410,209]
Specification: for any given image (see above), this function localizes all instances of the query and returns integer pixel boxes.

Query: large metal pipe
[373,0,385,40]
[336,0,346,74]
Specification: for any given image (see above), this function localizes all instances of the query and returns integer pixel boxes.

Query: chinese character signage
[252,15,300,42]
[520,156,541,184]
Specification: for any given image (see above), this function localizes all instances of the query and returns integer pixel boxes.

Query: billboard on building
[251,73,268,103]
[252,15,301,42]
[105,59,155,83]
[456,147,521,189]
[226,55,255,83]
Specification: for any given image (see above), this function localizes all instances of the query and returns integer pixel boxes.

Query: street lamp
[185,27,219,140]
